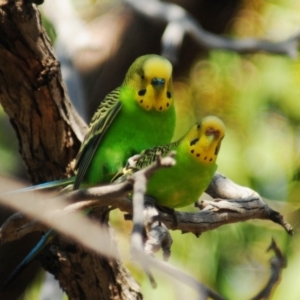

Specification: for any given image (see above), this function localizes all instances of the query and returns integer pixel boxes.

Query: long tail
[0,177,75,290]
[2,177,76,195]
[0,229,55,290]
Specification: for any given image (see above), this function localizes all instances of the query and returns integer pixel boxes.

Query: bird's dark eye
[138,89,146,96]
[190,138,199,146]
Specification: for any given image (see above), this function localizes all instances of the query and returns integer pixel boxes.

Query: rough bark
[0,0,85,183]
[39,208,141,300]
[0,1,141,299]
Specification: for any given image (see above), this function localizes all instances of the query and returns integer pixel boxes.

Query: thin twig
[251,239,287,300]
[204,173,294,236]
[143,199,173,261]
[134,247,226,300]
[130,154,175,287]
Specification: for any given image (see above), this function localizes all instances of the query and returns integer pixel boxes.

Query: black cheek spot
[140,100,143,103]
[159,106,162,110]
[167,91,172,99]
[209,158,212,162]
[196,153,200,157]
[166,102,169,107]
[146,105,149,109]
[191,150,194,154]
[204,156,207,160]
[138,89,146,96]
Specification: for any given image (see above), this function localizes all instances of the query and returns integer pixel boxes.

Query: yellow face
[186,116,225,165]
[126,55,174,112]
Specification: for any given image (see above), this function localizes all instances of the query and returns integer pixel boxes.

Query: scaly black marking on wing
[112,138,182,184]
[134,138,182,170]
[73,88,122,189]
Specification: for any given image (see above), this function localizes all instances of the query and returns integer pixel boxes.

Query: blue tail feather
[2,177,75,195]
[0,229,55,290]
[0,177,76,289]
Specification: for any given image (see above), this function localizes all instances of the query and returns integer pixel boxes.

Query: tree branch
[1,169,293,246]
[125,0,300,63]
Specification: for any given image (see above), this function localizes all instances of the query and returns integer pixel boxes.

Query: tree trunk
[0,1,141,299]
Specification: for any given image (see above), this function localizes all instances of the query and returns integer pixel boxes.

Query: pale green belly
[146,155,216,208]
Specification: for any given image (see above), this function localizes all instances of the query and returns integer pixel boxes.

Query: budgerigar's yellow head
[123,54,174,112]
[185,116,225,165]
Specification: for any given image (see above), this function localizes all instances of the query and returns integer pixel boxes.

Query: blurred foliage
[0,106,25,178]
[167,1,300,299]
[1,0,300,299]
[23,271,44,300]
[41,15,57,44]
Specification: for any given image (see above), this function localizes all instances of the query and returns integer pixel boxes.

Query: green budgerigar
[121,116,225,208]
[75,54,176,187]
[1,54,176,289]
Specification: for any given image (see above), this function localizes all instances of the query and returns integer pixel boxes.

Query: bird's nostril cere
[151,78,165,86]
